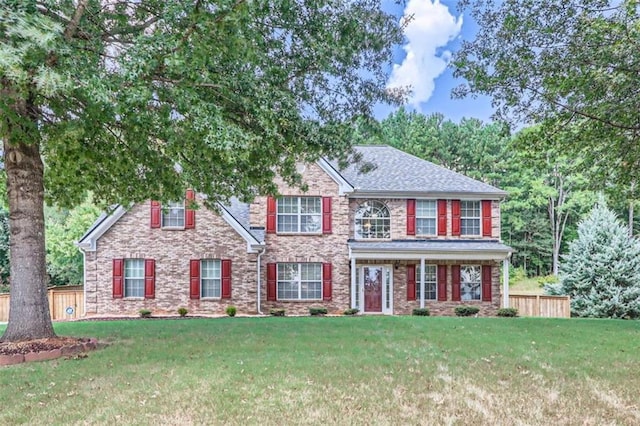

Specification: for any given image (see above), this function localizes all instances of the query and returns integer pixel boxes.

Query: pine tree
[553,199,640,318]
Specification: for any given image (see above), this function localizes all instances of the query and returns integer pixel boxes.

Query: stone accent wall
[85,201,258,316]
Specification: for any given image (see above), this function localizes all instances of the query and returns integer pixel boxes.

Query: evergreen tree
[551,199,640,318]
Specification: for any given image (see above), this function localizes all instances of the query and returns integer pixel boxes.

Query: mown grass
[1,317,640,425]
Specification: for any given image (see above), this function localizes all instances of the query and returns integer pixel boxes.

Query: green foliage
[554,199,640,318]
[343,308,359,316]
[309,307,328,316]
[454,306,480,317]
[412,308,430,316]
[270,308,285,317]
[509,267,527,284]
[225,306,236,317]
[537,275,558,288]
[139,309,152,318]
[497,308,518,318]
[177,307,188,317]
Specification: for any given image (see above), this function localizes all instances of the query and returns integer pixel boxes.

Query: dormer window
[355,200,390,239]
[162,201,185,228]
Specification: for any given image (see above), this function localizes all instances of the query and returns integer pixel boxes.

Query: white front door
[357,265,393,314]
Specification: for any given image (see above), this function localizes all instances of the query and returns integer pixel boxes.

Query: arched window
[355,200,390,239]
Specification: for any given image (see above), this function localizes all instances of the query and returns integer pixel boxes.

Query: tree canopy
[0,0,403,341]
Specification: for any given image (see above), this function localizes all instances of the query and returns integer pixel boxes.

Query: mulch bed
[0,337,100,366]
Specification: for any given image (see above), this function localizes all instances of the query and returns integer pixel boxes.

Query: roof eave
[349,190,507,200]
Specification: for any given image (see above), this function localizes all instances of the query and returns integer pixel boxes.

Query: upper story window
[277,197,321,233]
[461,201,481,236]
[416,200,437,235]
[355,200,390,239]
[124,259,145,298]
[162,201,185,228]
[461,265,481,300]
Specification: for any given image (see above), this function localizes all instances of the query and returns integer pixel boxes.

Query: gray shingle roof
[335,145,506,196]
[222,198,265,243]
[348,239,513,253]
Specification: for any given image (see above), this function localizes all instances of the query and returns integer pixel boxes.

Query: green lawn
[1,317,640,425]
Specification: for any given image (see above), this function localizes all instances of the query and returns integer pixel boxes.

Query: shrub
[270,308,285,317]
[412,308,430,316]
[497,307,518,317]
[139,309,152,318]
[226,306,237,317]
[537,275,558,288]
[343,308,359,316]
[309,307,328,316]
[177,307,188,317]
[454,306,480,317]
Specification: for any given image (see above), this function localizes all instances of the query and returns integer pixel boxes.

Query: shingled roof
[334,145,507,197]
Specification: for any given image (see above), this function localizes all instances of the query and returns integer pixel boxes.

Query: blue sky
[375,0,494,123]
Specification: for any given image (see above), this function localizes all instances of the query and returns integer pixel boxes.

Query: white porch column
[351,256,357,309]
[419,257,425,309]
[503,258,510,308]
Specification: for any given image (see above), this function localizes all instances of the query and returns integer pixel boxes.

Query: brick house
[77,145,513,317]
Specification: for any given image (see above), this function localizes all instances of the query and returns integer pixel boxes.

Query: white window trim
[201,259,222,299]
[124,258,145,299]
[416,264,437,301]
[354,200,391,240]
[276,197,322,234]
[460,200,481,237]
[416,200,437,237]
[276,263,323,301]
[461,264,482,301]
[162,200,186,229]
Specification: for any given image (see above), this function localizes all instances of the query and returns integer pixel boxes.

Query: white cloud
[387,0,463,108]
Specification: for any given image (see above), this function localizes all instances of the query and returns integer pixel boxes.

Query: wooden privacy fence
[0,286,84,322]
[509,292,571,318]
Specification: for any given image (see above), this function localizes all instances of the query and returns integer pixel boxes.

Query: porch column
[419,257,425,309]
[351,256,357,309]
[503,258,510,308]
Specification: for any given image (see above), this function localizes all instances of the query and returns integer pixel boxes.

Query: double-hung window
[277,263,322,300]
[460,201,481,236]
[124,259,145,298]
[416,200,437,235]
[201,259,221,298]
[162,201,185,228]
[277,197,321,233]
[461,265,481,300]
[416,265,437,300]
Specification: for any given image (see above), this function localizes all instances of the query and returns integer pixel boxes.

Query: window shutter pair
[451,199,493,237]
[266,262,332,301]
[112,258,155,299]
[406,199,448,236]
[266,196,332,234]
[150,190,196,229]
[189,259,232,299]
[450,265,492,302]
[406,264,448,301]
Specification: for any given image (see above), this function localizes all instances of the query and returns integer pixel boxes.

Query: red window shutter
[266,196,276,233]
[322,263,332,301]
[221,259,232,299]
[150,201,161,228]
[144,259,155,299]
[112,259,124,298]
[482,265,493,302]
[451,265,461,301]
[406,199,416,236]
[322,197,332,234]
[438,199,447,236]
[185,189,196,229]
[189,260,200,299]
[267,263,277,301]
[482,200,492,237]
[437,265,447,301]
[406,264,416,301]
[451,200,461,236]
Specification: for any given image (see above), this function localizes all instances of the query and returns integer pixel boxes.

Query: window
[461,265,481,300]
[416,265,437,300]
[277,263,322,300]
[201,259,221,298]
[277,197,321,233]
[461,201,481,235]
[162,201,185,228]
[416,200,437,235]
[355,200,390,239]
[124,259,144,298]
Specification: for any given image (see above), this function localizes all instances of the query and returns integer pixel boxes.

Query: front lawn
[1,317,639,424]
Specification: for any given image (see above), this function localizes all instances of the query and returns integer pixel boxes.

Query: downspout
[81,248,87,318]
[257,247,266,315]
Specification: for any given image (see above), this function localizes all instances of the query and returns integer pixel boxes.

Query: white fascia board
[217,203,265,253]
[349,249,512,261]
[75,206,127,252]
[316,159,354,195]
[348,191,506,200]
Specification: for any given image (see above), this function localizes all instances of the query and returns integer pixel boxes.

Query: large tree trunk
[0,98,54,342]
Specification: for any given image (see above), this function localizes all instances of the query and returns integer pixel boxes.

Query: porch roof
[348,239,513,261]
